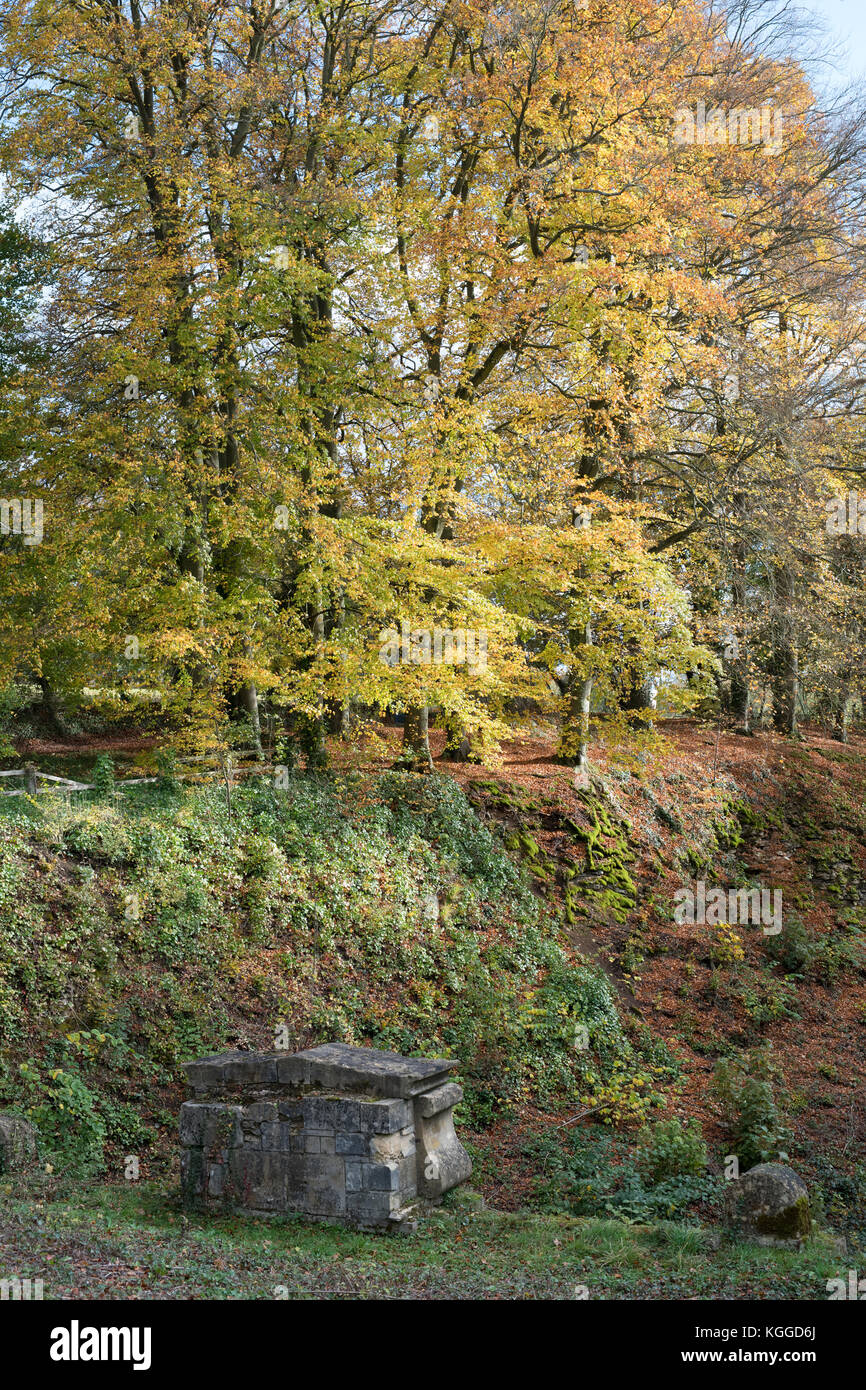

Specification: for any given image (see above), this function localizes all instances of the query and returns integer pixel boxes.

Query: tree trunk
[833,691,854,743]
[327,700,353,737]
[239,680,263,759]
[558,618,594,769]
[442,718,484,762]
[771,647,798,736]
[395,703,433,770]
[730,670,750,726]
[769,567,799,737]
[303,576,329,766]
[37,676,72,740]
[623,674,657,729]
[729,490,750,727]
[572,672,594,771]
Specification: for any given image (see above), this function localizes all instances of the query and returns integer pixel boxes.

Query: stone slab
[278,1043,456,1098]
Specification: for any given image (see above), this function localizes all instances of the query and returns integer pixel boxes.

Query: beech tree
[1,0,865,764]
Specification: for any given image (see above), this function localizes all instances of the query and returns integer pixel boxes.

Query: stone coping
[184,1042,458,1100]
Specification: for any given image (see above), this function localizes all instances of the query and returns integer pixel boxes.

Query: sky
[792,0,866,87]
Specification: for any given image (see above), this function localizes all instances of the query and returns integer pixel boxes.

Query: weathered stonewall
[0,1113,37,1173]
[179,1043,472,1228]
[724,1162,811,1248]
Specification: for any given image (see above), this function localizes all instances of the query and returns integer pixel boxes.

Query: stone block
[413,1095,472,1200]
[184,1051,279,1095]
[243,1101,278,1124]
[396,1154,418,1196]
[180,1147,205,1205]
[179,1102,243,1151]
[370,1131,415,1162]
[725,1163,811,1248]
[305,1180,347,1218]
[335,1131,367,1156]
[346,1191,397,1223]
[260,1123,282,1151]
[358,1097,412,1134]
[415,1081,463,1119]
[367,1161,400,1192]
[296,1154,345,1184]
[228,1151,289,1212]
[274,1053,314,1089]
[0,1113,37,1173]
[239,1127,263,1151]
[222,1053,280,1087]
[294,1155,347,1217]
[288,1043,456,1099]
[277,1100,304,1121]
[302,1095,359,1131]
[206,1162,225,1198]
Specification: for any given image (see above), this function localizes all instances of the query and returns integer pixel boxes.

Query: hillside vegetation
[1,721,865,1298]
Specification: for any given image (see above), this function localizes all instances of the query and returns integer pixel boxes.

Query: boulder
[0,1113,38,1173]
[725,1162,811,1247]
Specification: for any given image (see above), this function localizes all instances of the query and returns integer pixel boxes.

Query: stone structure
[0,1113,37,1174]
[724,1162,811,1248]
[180,1043,472,1228]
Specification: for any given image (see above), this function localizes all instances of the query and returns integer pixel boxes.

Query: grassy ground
[0,1174,852,1301]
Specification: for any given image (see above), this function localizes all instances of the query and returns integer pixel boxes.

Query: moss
[564,816,601,859]
[754,1194,811,1241]
[584,887,634,924]
[604,861,637,898]
[504,828,542,860]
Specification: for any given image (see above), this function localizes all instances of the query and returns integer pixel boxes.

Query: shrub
[155,748,181,797]
[92,755,116,801]
[810,929,866,984]
[18,1058,106,1174]
[714,1048,790,1170]
[635,1117,707,1185]
[709,923,745,966]
[762,914,813,974]
[739,975,799,1024]
[62,806,133,863]
[527,1126,721,1222]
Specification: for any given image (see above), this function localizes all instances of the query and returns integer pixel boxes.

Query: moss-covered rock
[724,1162,811,1248]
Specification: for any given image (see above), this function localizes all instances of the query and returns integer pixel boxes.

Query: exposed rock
[0,1113,38,1173]
[724,1162,811,1247]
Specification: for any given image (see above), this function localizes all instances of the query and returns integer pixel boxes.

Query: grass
[0,1174,855,1301]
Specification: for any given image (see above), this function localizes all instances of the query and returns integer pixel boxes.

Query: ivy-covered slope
[0,772,654,1177]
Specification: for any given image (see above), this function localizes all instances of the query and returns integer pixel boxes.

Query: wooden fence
[0,750,263,797]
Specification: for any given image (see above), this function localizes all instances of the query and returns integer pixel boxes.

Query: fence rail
[0,751,266,797]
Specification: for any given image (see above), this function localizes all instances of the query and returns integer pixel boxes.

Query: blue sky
[794,0,866,86]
